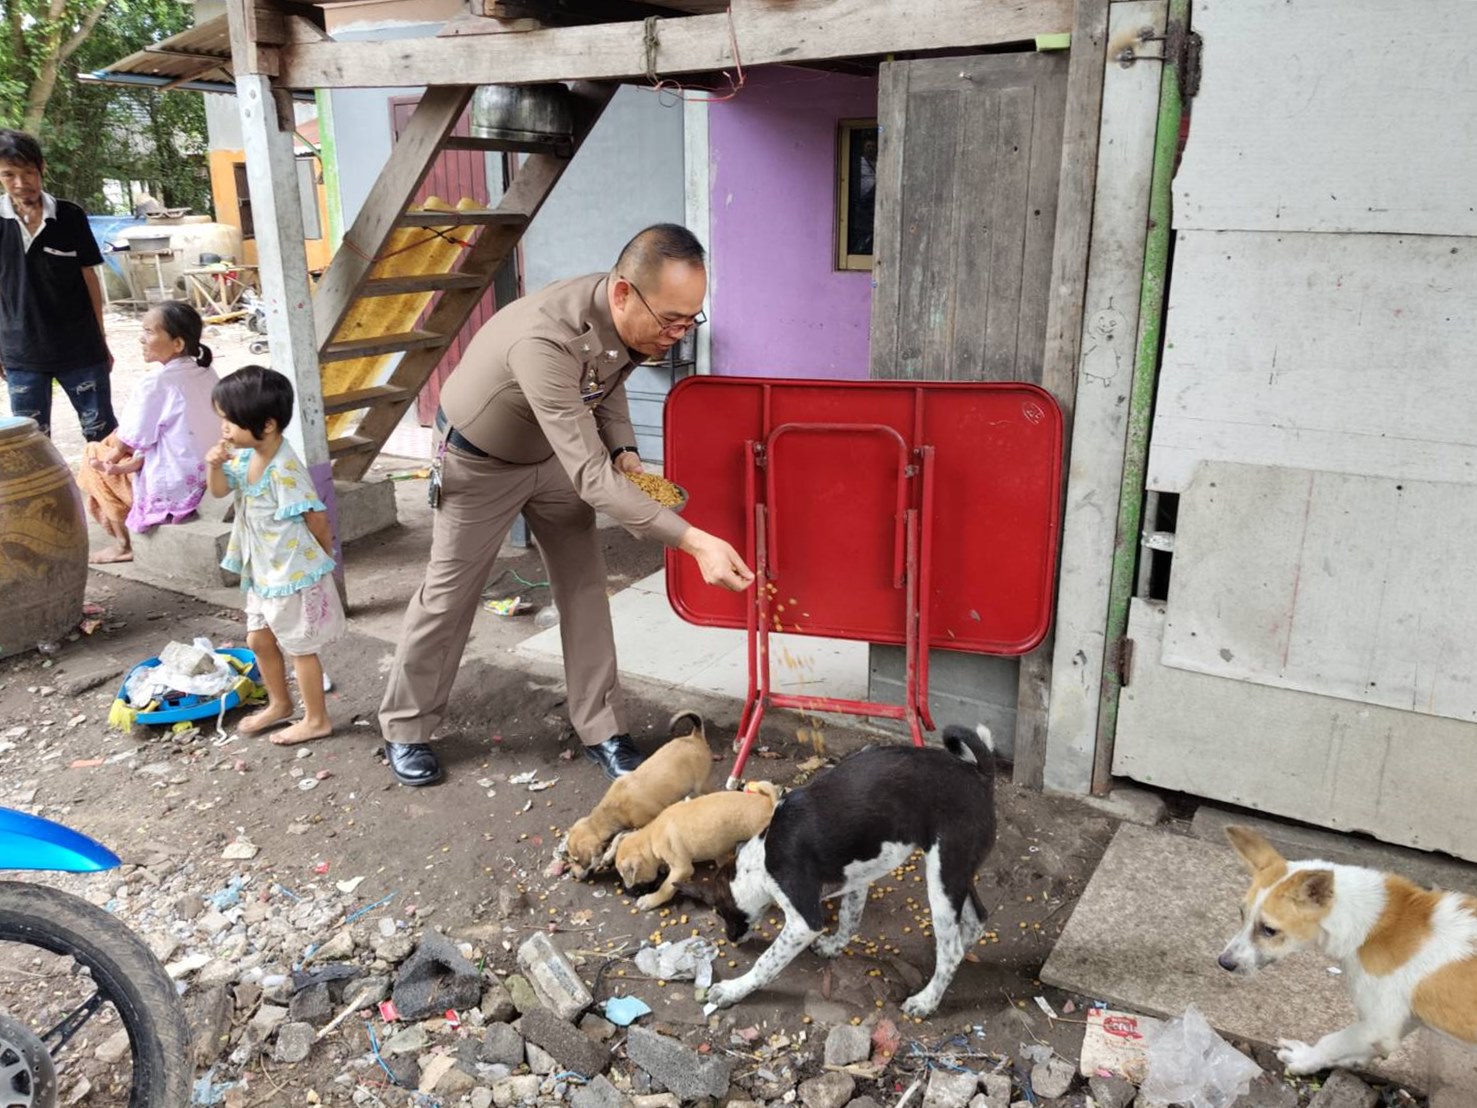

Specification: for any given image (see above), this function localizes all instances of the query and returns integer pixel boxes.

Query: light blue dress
[219,442,335,598]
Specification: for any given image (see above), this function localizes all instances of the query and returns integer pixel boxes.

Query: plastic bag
[124,637,239,707]
[1138,1007,1262,1108]
[634,937,717,987]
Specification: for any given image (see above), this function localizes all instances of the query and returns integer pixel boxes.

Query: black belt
[434,409,491,459]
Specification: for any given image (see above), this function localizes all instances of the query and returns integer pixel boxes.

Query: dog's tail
[943,723,996,777]
[743,780,781,806]
[669,709,704,738]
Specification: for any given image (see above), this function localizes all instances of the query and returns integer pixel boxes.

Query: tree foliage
[0,0,210,215]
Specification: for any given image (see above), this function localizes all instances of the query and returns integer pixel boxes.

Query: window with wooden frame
[836,119,878,271]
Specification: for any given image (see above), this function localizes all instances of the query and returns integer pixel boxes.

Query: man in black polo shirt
[0,128,115,440]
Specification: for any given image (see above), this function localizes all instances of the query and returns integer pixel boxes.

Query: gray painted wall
[520,85,687,292]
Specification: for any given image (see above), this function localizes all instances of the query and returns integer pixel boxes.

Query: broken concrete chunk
[392,930,483,1021]
[1308,1071,1378,1108]
[571,1074,631,1108]
[924,1068,979,1108]
[521,1006,610,1076]
[799,1070,856,1108]
[479,1022,525,1067]
[823,1022,872,1067]
[271,1021,314,1064]
[517,932,592,1021]
[625,1026,732,1102]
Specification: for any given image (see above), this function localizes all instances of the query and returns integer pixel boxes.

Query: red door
[390,97,518,425]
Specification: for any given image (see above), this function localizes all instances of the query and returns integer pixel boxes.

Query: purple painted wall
[708,69,877,379]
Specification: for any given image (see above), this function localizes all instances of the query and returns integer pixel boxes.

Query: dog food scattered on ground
[625,471,687,507]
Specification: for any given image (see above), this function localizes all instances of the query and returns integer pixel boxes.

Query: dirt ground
[2,310,1410,1106]
[0,554,1122,1095]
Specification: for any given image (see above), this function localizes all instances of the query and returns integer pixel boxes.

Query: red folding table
[663,377,1063,788]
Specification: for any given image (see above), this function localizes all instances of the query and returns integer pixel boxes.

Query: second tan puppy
[564,710,712,878]
[616,782,780,910]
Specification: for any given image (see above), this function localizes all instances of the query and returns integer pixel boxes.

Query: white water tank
[114,216,243,303]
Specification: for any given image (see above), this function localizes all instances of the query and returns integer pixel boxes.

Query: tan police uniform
[378,273,689,748]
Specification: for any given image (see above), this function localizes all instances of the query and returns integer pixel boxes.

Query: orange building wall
[208,148,334,272]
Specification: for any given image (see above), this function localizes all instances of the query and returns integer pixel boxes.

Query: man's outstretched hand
[679,527,755,591]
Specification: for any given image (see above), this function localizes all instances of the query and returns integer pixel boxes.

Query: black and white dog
[705,725,996,1018]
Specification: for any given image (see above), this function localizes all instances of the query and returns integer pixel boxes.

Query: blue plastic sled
[117,647,261,726]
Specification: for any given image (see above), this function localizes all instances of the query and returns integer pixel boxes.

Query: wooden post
[1042,0,1170,795]
[227,0,341,580]
[1012,0,1111,789]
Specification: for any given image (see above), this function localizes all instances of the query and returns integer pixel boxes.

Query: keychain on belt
[428,438,447,510]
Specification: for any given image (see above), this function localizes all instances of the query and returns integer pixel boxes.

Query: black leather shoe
[383,742,443,787]
[583,734,644,780]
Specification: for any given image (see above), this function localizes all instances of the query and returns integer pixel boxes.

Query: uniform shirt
[220,442,336,598]
[439,272,688,548]
[0,193,108,372]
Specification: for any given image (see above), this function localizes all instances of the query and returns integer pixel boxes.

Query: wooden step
[442,134,571,157]
[327,434,378,458]
[362,273,489,296]
[321,330,451,362]
[396,209,529,228]
[322,385,416,415]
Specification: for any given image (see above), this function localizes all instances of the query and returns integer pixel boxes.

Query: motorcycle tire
[0,881,192,1108]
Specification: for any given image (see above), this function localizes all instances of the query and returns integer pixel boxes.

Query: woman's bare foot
[90,545,132,564]
[239,704,294,734]
[270,719,333,746]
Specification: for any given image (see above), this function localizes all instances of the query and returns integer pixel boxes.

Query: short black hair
[212,365,294,439]
[0,129,44,171]
[152,301,213,367]
[613,223,706,287]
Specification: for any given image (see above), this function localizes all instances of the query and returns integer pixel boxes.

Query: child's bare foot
[239,704,294,734]
[270,719,333,746]
[90,545,132,564]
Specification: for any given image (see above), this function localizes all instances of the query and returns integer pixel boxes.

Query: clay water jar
[0,416,88,656]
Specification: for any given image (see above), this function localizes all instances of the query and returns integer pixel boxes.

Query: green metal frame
[1091,0,1189,795]
[315,89,345,252]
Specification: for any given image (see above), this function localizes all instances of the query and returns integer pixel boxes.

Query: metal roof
[83,15,308,100]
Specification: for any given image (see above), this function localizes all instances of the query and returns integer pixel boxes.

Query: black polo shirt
[0,198,108,373]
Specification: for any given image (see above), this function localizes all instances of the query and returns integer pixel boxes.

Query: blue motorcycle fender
[0,807,121,873]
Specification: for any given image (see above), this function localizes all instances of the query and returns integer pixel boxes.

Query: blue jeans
[4,361,117,441]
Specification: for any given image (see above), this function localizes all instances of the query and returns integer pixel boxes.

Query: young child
[207,365,344,745]
[77,301,218,563]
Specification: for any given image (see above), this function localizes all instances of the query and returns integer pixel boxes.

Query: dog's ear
[1225,825,1285,874]
[598,831,628,871]
[669,709,704,738]
[673,879,716,907]
[1285,868,1335,909]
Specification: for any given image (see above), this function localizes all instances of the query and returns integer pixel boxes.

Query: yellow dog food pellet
[625,472,685,507]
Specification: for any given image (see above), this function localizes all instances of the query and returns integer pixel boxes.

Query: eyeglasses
[623,276,706,337]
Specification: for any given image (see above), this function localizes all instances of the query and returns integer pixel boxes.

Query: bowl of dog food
[625,471,688,513]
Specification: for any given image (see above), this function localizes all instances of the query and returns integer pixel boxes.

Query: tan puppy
[564,711,712,878]
[616,782,780,910]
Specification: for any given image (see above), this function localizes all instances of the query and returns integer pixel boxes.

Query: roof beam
[484,0,677,22]
[278,0,1071,90]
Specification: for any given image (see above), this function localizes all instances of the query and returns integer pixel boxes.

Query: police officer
[378,224,752,787]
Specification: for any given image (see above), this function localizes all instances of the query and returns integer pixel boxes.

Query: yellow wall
[208,148,334,273]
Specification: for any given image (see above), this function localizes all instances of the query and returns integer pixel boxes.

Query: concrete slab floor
[1041,823,1475,1096]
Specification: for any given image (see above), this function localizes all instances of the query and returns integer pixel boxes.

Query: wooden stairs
[314,81,617,481]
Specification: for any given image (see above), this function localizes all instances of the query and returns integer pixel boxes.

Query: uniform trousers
[378,441,624,747]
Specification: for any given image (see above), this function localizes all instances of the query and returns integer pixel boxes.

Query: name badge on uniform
[581,386,606,404]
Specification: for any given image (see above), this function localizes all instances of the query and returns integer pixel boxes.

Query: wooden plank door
[870,52,1068,382]
[866,50,1069,755]
[389,98,518,425]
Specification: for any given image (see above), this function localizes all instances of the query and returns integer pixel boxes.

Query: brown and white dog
[563,711,712,878]
[1219,825,1477,1074]
[615,782,780,911]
